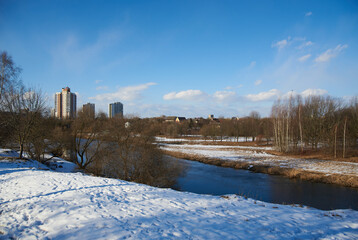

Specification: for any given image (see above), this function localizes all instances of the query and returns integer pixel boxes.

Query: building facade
[82,103,95,118]
[54,87,77,119]
[109,102,123,118]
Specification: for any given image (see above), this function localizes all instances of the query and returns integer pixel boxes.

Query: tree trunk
[343,117,347,158]
[19,143,24,159]
[334,124,337,158]
[286,114,289,152]
[299,105,303,153]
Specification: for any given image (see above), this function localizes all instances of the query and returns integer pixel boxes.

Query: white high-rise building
[54,87,77,119]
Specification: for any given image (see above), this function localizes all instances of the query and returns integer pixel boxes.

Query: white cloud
[246,89,280,102]
[315,44,348,63]
[90,82,157,102]
[163,90,206,101]
[272,39,288,49]
[298,54,311,62]
[272,37,313,50]
[297,41,313,49]
[305,12,312,17]
[254,80,262,86]
[95,80,103,84]
[301,88,328,97]
[213,91,236,101]
[281,91,299,99]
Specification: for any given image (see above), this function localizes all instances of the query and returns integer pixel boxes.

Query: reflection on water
[166,156,358,210]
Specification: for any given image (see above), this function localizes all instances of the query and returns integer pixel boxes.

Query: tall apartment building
[109,102,123,118]
[82,103,95,118]
[54,87,77,119]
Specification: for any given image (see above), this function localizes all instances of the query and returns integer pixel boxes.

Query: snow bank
[161,143,358,176]
[160,143,273,158]
[1,159,358,239]
[156,136,254,143]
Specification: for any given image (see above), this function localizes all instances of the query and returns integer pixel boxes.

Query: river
[167,156,358,210]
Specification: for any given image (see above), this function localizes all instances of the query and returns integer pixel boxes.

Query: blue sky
[1,0,357,118]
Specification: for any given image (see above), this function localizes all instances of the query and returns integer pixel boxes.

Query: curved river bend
[167,156,358,210]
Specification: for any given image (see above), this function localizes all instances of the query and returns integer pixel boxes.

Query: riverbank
[158,140,358,188]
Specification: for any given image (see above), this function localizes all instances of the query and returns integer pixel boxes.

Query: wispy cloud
[272,37,313,51]
[298,54,311,62]
[315,44,348,63]
[95,80,103,84]
[163,89,237,102]
[297,41,313,49]
[254,79,262,86]
[272,38,290,49]
[305,11,312,17]
[163,90,207,101]
[245,89,280,102]
[90,82,157,102]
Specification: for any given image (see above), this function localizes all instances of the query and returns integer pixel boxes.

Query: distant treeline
[149,95,358,158]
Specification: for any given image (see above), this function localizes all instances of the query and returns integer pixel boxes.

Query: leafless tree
[0,51,21,100]
[72,109,106,169]
[0,86,46,159]
[101,118,184,187]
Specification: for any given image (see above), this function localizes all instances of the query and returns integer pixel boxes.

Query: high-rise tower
[82,103,95,118]
[54,87,77,119]
[109,102,123,118]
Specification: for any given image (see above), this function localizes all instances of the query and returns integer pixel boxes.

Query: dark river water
[167,156,358,210]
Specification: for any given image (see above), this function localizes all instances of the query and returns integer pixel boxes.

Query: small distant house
[175,117,186,123]
[165,116,177,122]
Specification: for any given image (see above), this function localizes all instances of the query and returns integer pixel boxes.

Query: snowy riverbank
[1,157,358,239]
[159,142,358,178]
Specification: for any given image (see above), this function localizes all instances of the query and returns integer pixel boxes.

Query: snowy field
[1,157,358,239]
[156,136,254,143]
[160,143,358,176]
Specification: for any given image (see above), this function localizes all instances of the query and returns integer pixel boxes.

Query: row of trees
[150,112,271,143]
[271,94,358,157]
[153,98,357,158]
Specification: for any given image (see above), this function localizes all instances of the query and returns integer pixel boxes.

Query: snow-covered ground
[160,143,358,176]
[156,136,254,143]
[0,149,78,173]
[1,158,358,239]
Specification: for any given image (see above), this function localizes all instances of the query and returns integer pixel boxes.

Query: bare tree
[0,86,46,159]
[0,51,21,100]
[72,109,106,169]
